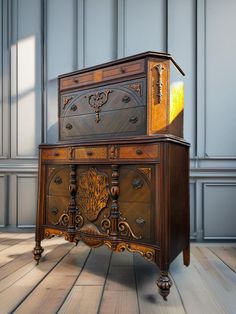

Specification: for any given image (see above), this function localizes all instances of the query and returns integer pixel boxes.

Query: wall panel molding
[0,174,7,227]
[203,182,236,239]
[16,174,37,227]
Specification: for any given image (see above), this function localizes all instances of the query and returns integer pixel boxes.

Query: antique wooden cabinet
[33,52,190,300]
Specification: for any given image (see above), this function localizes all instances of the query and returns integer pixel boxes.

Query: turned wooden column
[109,165,120,237]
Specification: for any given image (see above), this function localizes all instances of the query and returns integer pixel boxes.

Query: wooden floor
[0,233,236,314]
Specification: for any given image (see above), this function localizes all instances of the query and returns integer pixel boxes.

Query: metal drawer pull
[132,178,143,189]
[54,176,62,185]
[53,152,60,157]
[51,207,59,215]
[86,151,93,156]
[73,78,79,83]
[65,123,73,130]
[129,116,138,124]
[136,217,146,225]
[122,95,130,103]
[70,104,77,111]
[136,149,143,155]
[120,67,126,73]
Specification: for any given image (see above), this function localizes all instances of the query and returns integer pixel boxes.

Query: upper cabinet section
[58,52,185,142]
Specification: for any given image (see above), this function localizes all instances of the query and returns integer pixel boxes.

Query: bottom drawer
[46,196,69,227]
[59,106,146,140]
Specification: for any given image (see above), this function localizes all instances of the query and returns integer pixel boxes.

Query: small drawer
[102,59,145,81]
[74,146,107,160]
[60,72,94,91]
[41,148,68,160]
[119,144,159,160]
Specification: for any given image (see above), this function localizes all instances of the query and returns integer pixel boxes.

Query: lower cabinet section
[34,138,190,300]
[45,164,153,243]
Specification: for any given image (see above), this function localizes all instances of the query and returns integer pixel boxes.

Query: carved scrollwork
[103,241,155,262]
[51,213,69,227]
[118,219,141,240]
[155,64,164,104]
[75,211,84,229]
[128,83,142,96]
[77,168,109,222]
[101,215,111,234]
[85,89,112,123]
[63,96,73,109]
[109,145,119,159]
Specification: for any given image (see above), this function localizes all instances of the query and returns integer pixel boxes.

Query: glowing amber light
[170,81,184,124]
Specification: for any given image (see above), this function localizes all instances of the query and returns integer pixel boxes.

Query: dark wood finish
[34,52,190,301]
[33,136,190,300]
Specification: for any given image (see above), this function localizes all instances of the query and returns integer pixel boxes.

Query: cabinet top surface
[39,134,190,149]
[58,51,185,79]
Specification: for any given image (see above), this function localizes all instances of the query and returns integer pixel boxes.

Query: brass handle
[54,176,62,185]
[132,178,143,189]
[53,152,60,157]
[86,151,93,156]
[129,116,138,124]
[65,123,73,130]
[136,217,146,225]
[51,207,59,215]
[122,95,130,103]
[73,78,79,83]
[120,67,126,73]
[70,104,77,111]
[136,149,143,155]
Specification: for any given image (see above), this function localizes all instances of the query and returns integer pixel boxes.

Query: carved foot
[33,242,44,265]
[156,271,172,301]
[183,245,190,266]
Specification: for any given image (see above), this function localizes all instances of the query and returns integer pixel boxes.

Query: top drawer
[59,59,145,91]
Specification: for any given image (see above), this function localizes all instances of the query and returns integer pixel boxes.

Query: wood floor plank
[58,285,104,314]
[134,253,185,314]
[14,243,91,314]
[192,246,236,314]
[0,237,67,289]
[99,251,139,314]
[0,241,74,314]
[209,247,236,272]
[170,254,225,314]
[75,245,112,285]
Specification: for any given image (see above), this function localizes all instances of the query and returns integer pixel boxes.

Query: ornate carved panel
[77,168,109,221]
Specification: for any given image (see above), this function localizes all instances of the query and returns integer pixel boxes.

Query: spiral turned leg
[33,241,44,265]
[156,271,172,301]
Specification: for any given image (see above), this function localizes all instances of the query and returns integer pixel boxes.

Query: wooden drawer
[60,106,146,141]
[46,195,69,227]
[59,59,145,91]
[47,166,70,197]
[41,148,68,161]
[119,144,159,160]
[74,146,107,160]
[102,59,145,81]
[60,78,146,119]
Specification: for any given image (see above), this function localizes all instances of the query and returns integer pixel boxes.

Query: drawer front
[74,146,107,160]
[46,195,69,227]
[102,59,145,81]
[119,144,159,160]
[47,166,70,197]
[59,59,145,91]
[41,148,68,160]
[60,78,146,118]
[118,165,153,241]
[60,106,146,140]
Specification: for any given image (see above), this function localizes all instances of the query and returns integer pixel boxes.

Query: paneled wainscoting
[0,233,235,313]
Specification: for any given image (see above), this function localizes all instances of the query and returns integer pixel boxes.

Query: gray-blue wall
[0,0,236,240]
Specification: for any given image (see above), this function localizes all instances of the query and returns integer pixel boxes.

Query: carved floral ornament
[85,89,112,123]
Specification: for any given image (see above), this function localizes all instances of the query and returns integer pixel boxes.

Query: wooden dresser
[33,52,190,300]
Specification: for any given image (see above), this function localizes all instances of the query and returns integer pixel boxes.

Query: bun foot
[33,241,44,264]
[156,271,172,300]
